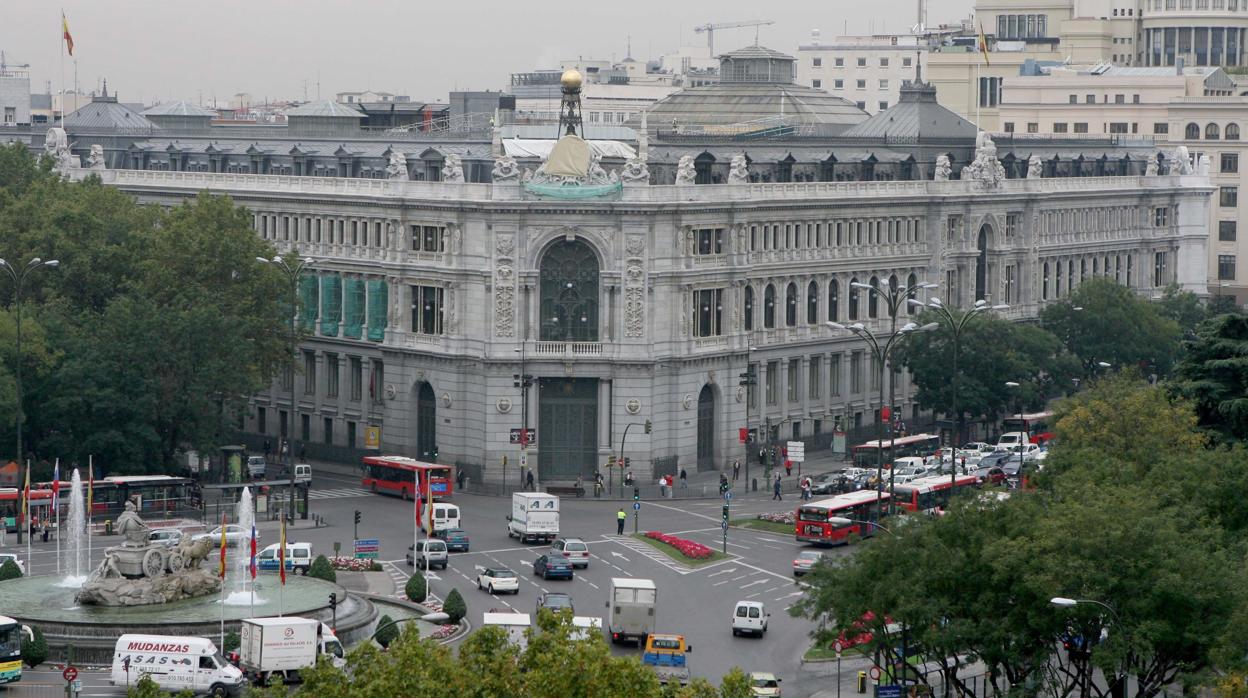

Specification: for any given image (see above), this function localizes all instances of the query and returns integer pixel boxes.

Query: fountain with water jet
[56,469,88,588]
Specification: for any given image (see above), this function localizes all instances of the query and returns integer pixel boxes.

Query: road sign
[834,640,844,657]
[520,453,528,468]
[721,520,729,531]
[633,502,641,511]
[868,666,882,681]
[354,538,380,559]
[724,491,732,501]
[365,426,381,449]
[63,666,78,682]
[787,441,806,463]
[877,685,902,698]
[509,428,537,445]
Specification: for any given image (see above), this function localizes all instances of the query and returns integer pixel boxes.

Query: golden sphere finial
[560,69,583,90]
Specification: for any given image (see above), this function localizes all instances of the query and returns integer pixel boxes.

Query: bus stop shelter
[200,480,310,522]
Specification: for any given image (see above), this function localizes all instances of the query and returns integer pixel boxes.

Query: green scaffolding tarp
[298,275,319,333]
[320,274,342,337]
[343,278,365,339]
[367,279,388,342]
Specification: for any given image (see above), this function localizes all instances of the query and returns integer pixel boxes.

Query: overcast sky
[5,0,971,105]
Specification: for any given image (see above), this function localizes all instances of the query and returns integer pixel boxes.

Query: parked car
[749,672,783,697]
[996,431,1029,451]
[439,528,471,552]
[256,542,314,574]
[246,456,266,478]
[551,537,590,568]
[977,451,1014,470]
[406,539,448,570]
[792,551,824,576]
[732,601,770,637]
[476,566,520,594]
[1019,443,1043,462]
[960,442,995,455]
[148,529,183,548]
[974,466,1008,487]
[533,553,574,580]
[194,524,256,548]
[536,592,574,615]
[810,474,851,496]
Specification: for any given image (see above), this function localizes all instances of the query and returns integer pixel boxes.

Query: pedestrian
[298,443,306,460]
[679,467,688,489]
[624,469,634,487]
[659,476,667,498]
[772,474,783,501]
[263,440,271,460]
[456,468,467,491]
[280,440,289,457]
[785,459,792,477]
[616,508,626,535]
[525,469,535,492]
[732,460,740,482]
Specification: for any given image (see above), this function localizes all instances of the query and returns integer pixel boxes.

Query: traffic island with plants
[731,511,796,535]
[634,531,729,565]
[329,556,383,572]
[306,554,337,583]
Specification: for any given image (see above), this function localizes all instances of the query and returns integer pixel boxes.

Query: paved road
[0,466,850,696]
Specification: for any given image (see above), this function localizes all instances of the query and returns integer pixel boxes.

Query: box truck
[238,617,344,685]
[110,634,243,696]
[507,492,560,543]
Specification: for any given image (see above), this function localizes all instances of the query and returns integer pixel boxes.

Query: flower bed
[329,556,383,572]
[429,624,458,640]
[757,511,796,526]
[643,531,715,560]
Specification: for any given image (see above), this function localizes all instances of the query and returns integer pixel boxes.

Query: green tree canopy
[1171,313,1248,442]
[1040,277,1182,377]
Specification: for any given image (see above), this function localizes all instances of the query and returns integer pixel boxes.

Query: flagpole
[24,460,30,572]
[59,12,65,126]
[86,455,92,573]
[974,62,981,132]
[54,458,60,576]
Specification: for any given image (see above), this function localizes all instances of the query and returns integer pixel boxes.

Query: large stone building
[27,46,1213,484]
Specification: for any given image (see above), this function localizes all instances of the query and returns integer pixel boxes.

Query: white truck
[238,617,344,685]
[507,492,560,543]
[482,612,531,649]
[607,577,657,645]
[110,634,243,696]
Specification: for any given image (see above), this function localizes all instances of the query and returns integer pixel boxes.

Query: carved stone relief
[624,287,644,338]
[625,234,645,257]
[494,265,515,337]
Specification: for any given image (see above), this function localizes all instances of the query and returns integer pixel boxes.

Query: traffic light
[633,487,640,502]
[607,455,617,467]
[328,592,338,609]
[431,446,439,461]
[721,504,730,524]
[644,419,652,434]
[623,457,631,469]
[513,374,521,388]
[354,510,361,525]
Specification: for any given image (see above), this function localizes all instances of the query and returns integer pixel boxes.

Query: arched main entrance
[416,382,437,461]
[696,385,715,471]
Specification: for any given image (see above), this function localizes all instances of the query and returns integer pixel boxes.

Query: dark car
[533,553,574,580]
[976,466,1008,486]
[439,528,471,552]
[810,474,852,496]
[536,591,574,615]
[977,451,1013,470]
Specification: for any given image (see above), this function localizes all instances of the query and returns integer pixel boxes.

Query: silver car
[407,540,448,570]
[149,529,183,548]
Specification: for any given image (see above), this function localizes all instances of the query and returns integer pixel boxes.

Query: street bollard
[752,477,758,493]
[857,671,867,694]
[105,520,112,535]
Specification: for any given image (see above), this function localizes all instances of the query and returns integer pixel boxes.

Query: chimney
[1176,56,1185,75]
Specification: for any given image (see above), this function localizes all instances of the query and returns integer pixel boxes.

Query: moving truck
[642,633,693,686]
[110,634,243,696]
[507,492,560,543]
[607,578,657,645]
[483,612,531,649]
[239,617,344,684]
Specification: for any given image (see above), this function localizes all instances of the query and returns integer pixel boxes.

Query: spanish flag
[278,514,287,585]
[19,465,29,529]
[218,512,229,579]
[62,12,74,57]
[87,459,93,519]
[977,21,990,66]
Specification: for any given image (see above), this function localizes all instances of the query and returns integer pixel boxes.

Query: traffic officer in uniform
[616,508,626,535]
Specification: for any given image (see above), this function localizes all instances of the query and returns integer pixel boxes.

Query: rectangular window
[1004,122,1015,133]
[834,79,844,89]
[1027,122,1039,133]
[902,57,912,67]
[829,354,841,396]
[326,353,339,398]
[787,358,800,402]
[694,228,725,255]
[1220,220,1238,241]
[370,359,384,404]
[411,285,445,335]
[869,355,880,392]
[1053,122,1068,133]
[1086,94,1096,104]
[1154,122,1169,135]
[1155,252,1169,286]
[1006,213,1021,237]
[349,356,363,401]
[809,356,822,400]
[323,417,333,445]
[257,407,267,434]
[813,79,822,88]
[1219,255,1237,280]
[1221,153,1239,173]
[303,351,316,395]
[857,57,867,67]
[1069,94,1078,104]
[856,79,866,89]
[347,421,357,449]
[747,363,758,409]
[1109,122,1129,134]
[813,57,823,67]
[1221,186,1238,207]
[1005,265,1016,304]
[692,288,724,337]
[301,414,310,442]
[1115,94,1125,104]
[850,351,863,394]
[879,101,889,111]
[880,57,889,67]
[879,79,889,90]
[834,57,844,67]
[978,77,1001,108]
[1154,207,1170,227]
[1074,123,1089,133]
[765,361,778,405]
[281,365,293,391]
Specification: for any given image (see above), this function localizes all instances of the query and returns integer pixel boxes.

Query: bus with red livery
[1002,411,1054,445]
[795,489,890,545]
[361,456,453,500]
[890,475,979,514]
[850,433,940,469]
[0,488,52,533]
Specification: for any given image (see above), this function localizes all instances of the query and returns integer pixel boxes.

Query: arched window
[1206,123,1221,140]
[806,281,819,324]
[744,286,755,331]
[848,277,860,320]
[1186,123,1201,140]
[829,280,839,321]
[1227,123,1241,140]
[905,273,918,314]
[764,284,776,329]
[539,239,599,341]
[888,275,900,317]
[1043,262,1050,299]
[785,282,798,326]
[868,276,880,319]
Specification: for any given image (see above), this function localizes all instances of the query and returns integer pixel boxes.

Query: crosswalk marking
[307,487,373,500]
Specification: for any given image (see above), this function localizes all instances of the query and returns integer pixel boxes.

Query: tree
[307,554,336,583]
[443,588,466,624]
[1040,277,1182,377]
[0,558,21,581]
[21,625,46,667]
[374,614,399,649]
[405,570,427,603]
[717,667,753,698]
[456,625,525,698]
[221,630,239,653]
[1158,282,1208,335]
[1171,313,1248,442]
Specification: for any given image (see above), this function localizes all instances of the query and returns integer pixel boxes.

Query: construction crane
[693,20,775,57]
[0,51,31,74]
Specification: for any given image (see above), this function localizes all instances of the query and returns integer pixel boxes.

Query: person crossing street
[772,473,783,501]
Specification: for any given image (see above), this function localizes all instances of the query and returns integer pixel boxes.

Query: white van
[293,464,312,484]
[996,432,1028,451]
[423,503,460,536]
[110,634,243,696]
[256,542,313,575]
[731,601,770,637]
[483,612,531,649]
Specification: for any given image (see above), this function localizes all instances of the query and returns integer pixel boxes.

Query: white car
[193,524,257,548]
[996,432,1029,451]
[1020,443,1043,462]
[476,566,520,595]
[552,538,590,569]
[0,553,25,574]
[148,529,183,548]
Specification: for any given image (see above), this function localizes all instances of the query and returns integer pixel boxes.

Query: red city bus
[0,488,52,532]
[1002,411,1054,445]
[851,433,940,469]
[39,475,196,518]
[890,475,980,514]
[795,489,891,545]
[361,456,453,500]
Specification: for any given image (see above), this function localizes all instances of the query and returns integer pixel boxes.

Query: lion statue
[173,535,214,570]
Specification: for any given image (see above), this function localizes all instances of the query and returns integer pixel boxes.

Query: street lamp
[0,257,59,545]
[1050,597,1124,696]
[512,347,533,492]
[257,254,317,524]
[738,345,759,491]
[908,297,1008,490]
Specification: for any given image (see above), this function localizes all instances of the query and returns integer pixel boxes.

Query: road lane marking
[610,551,631,562]
[579,578,600,589]
[740,580,769,589]
[713,579,733,587]
[731,574,751,581]
[707,568,737,578]
[746,592,761,599]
